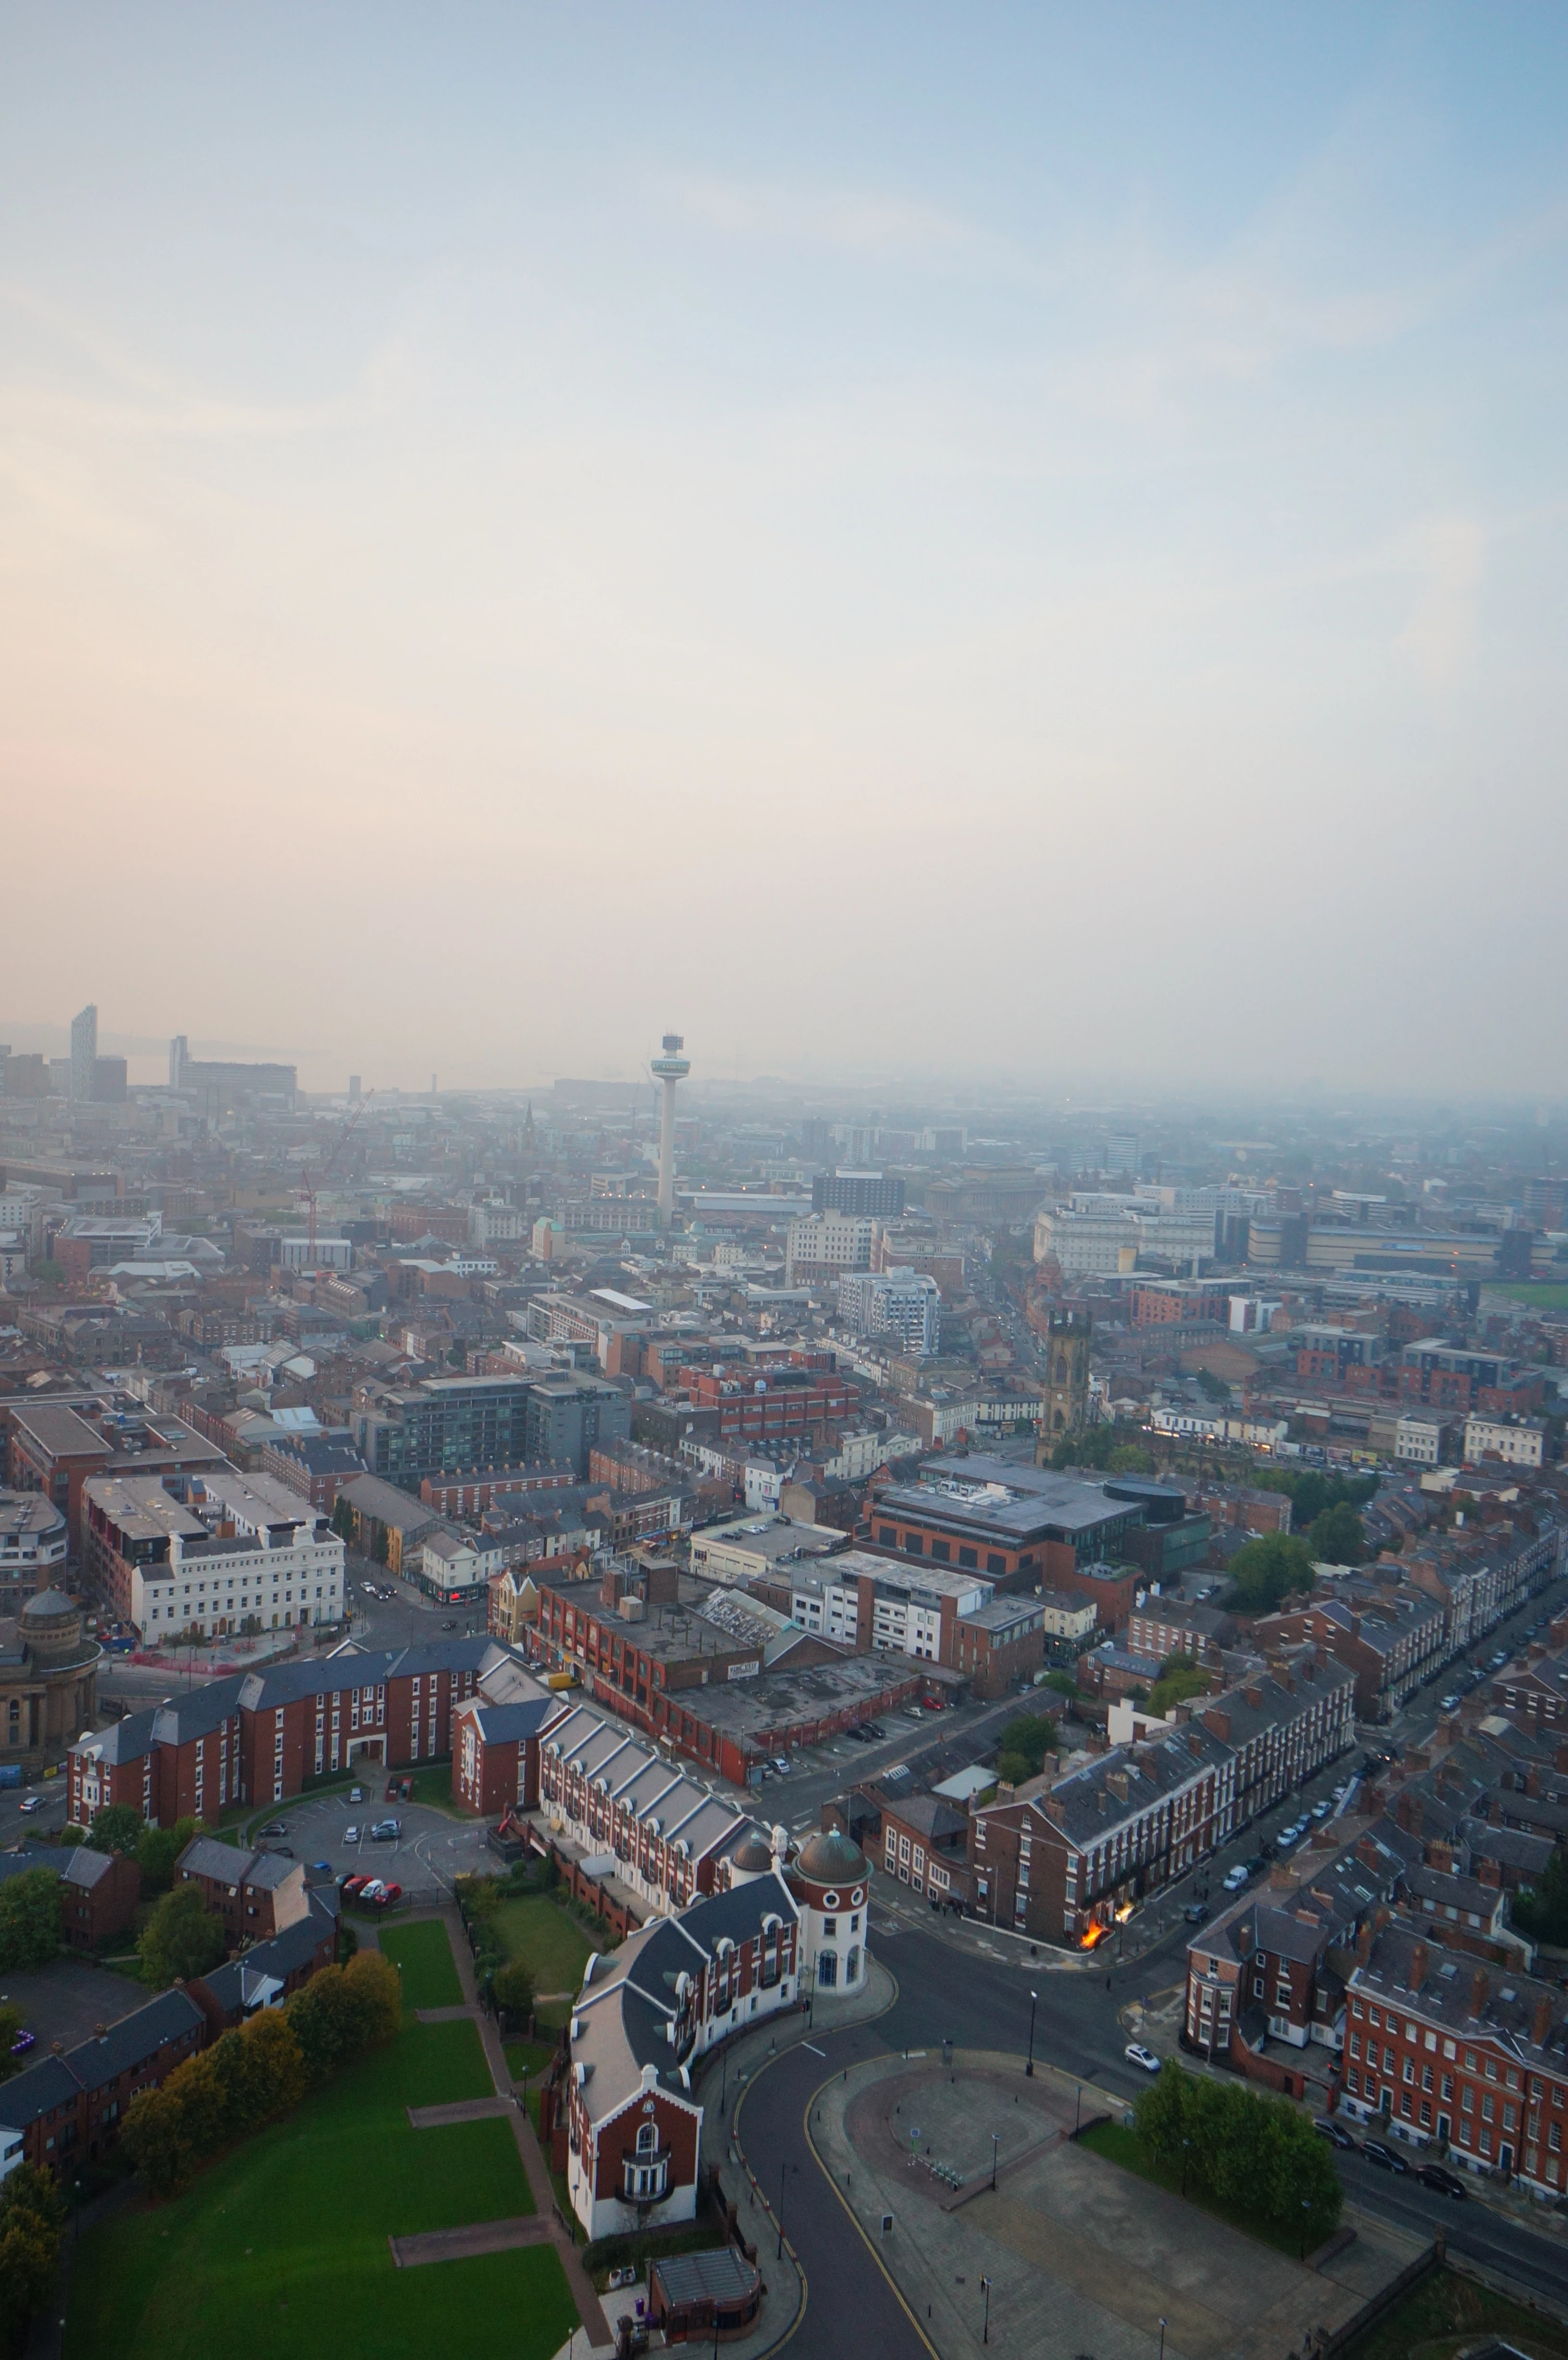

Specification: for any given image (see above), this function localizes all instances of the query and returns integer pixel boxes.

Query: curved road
[736,1925,1568,2356]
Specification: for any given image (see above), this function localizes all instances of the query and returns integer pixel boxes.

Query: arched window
[637,2120,660,2155]
[817,1951,838,1990]
[845,1946,860,1985]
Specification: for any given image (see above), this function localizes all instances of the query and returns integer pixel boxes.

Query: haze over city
[5,7,1568,1095]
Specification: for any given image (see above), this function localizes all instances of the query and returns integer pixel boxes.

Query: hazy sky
[3,7,1566,1097]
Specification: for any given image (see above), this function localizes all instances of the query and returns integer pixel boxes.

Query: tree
[122,2082,198,2198]
[0,2007,24,2086]
[207,2010,307,2137]
[1193,1367,1232,1403]
[0,2164,64,2348]
[492,1958,536,2024]
[286,1951,400,2081]
[1135,2063,1340,2247]
[138,1884,226,1988]
[994,1714,1058,1789]
[1514,1843,1568,1946]
[137,1815,199,1896]
[1146,1658,1210,1719]
[0,1871,62,1973]
[1306,1500,1367,1567]
[1107,1444,1155,1475]
[371,1527,390,1566]
[1227,1532,1313,1613]
[1041,1670,1078,1704]
[88,1803,145,1857]
[330,1495,355,1543]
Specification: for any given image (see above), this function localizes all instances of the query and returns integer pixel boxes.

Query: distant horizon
[5,8,1566,1095]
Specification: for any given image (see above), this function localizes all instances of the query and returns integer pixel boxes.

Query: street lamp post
[1026,1989,1038,2077]
[981,2276,992,2345]
[991,2132,1000,2190]
[1159,2317,1167,2360]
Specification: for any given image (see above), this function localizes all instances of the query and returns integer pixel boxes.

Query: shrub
[492,1958,537,2021]
[285,1950,400,2083]
[1227,1533,1313,1612]
[136,1816,200,1897]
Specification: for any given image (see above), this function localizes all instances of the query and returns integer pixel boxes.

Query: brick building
[174,1835,313,1949]
[0,1988,205,2179]
[452,1695,556,1817]
[531,1700,751,1914]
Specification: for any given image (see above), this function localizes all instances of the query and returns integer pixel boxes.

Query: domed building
[785,1827,870,1996]
[0,1591,100,1760]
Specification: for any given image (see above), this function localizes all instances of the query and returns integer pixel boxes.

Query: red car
[375,1881,402,1905]
[341,1874,369,1899]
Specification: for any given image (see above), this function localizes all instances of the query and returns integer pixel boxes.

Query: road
[739,1919,1568,2360]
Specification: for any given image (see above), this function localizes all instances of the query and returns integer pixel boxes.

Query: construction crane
[299,1093,374,1258]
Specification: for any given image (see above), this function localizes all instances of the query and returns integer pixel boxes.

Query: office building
[811,1170,905,1219]
[69,1006,97,1103]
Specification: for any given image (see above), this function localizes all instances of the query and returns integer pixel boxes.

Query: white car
[1223,1865,1248,1891]
[343,1824,361,1845]
[1125,2043,1162,2074]
[18,1796,44,1816]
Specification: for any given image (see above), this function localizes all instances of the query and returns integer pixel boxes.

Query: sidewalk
[693,1960,898,2360]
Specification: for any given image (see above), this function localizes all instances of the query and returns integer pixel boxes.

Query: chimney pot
[1470,1968,1490,2017]
[1410,1942,1428,1991]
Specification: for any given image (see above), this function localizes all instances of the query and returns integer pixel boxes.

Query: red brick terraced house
[1342,1923,1568,2199]
[534,1700,752,1915]
[0,1988,205,2180]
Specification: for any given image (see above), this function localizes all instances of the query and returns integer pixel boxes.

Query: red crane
[298,1093,374,1259]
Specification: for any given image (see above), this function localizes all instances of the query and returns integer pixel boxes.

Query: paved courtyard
[812,2051,1426,2360]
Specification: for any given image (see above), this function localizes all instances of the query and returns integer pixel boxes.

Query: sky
[2,6,1566,1098]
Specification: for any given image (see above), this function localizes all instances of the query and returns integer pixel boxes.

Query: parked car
[385,1777,414,1801]
[343,1825,362,1845]
[1313,2118,1356,2151]
[1183,1902,1207,1924]
[374,1881,402,1905]
[17,1797,44,1815]
[771,1758,791,1775]
[1361,2139,1409,2174]
[1222,1866,1248,1892]
[1440,1695,1461,1712]
[349,1786,365,1804]
[310,1860,333,1875]
[370,1819,400,1842]
[1416,2163,1468,2199]
[1124,2043,1162,2074]
[441,1619,456,1630]
[341,1875,369,1898]
[863,1723,886,1740]
[357,1880,386,1904]
[258,1844,294,1859]
[259,1821,287,1838]
[1310,1800,1330,1819]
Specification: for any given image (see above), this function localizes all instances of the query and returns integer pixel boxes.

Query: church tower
[1036,1309,1091,1460]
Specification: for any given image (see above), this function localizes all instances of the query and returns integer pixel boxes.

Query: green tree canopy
[0,1871,62,1973]
[0,2163,65,2348]
[994,1713,1058,1789]
[136,1815,200,1896]
[1514,1844,1568,1947]
[1306,1500,1368,1566]
[1227,1531,1314,1613]
[1146,1659,1211,1719]
[88,1802,145,1856]
[491,1958,537,2020]
[1135,2062,1341,2247]
[138,1884,226,1989]
[1253,1468,1376,1525]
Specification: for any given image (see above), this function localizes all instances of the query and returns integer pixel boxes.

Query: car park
[1124,2043,1162,2074]
[1361,2139,1409,2174]
[1416,2163,1467,2199]
[1313,2118,1356,2151]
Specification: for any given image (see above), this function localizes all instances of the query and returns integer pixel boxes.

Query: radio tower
[650,1033,691,1229]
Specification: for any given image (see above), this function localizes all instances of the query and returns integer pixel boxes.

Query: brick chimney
[1244,1684,1263,1709]
[1355,1918,1373,1965]
[1477,1857,1501,1889]
[1469,1967,1490,2017]
[1409,1941,1428,1991]
[1532,1994,1554,2048]
[1426,1838,1453,1873]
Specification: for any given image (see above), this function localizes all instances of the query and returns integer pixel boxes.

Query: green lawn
[504,2039,557,2084]
[1341,2263,1568,2360]
[405,1762,461,1812]
[492,1895,593,1994]
[380,1918,465,2010]
[63,2023,563,2360]
[1078,2119,1315,2260]
[1485,1281,1568,1312]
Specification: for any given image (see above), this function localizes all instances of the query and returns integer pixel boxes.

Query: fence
[1317,2237,1443,2360]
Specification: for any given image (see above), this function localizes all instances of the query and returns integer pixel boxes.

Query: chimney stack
[1470,1967,1490,2017]
[1409,1942,1428,1991]
[1355,1918,1373,1965]
[1532,1994,1554,2048]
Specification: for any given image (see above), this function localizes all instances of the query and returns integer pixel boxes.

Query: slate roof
[467,1698,556,1745]
[0,1987,205,2129]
